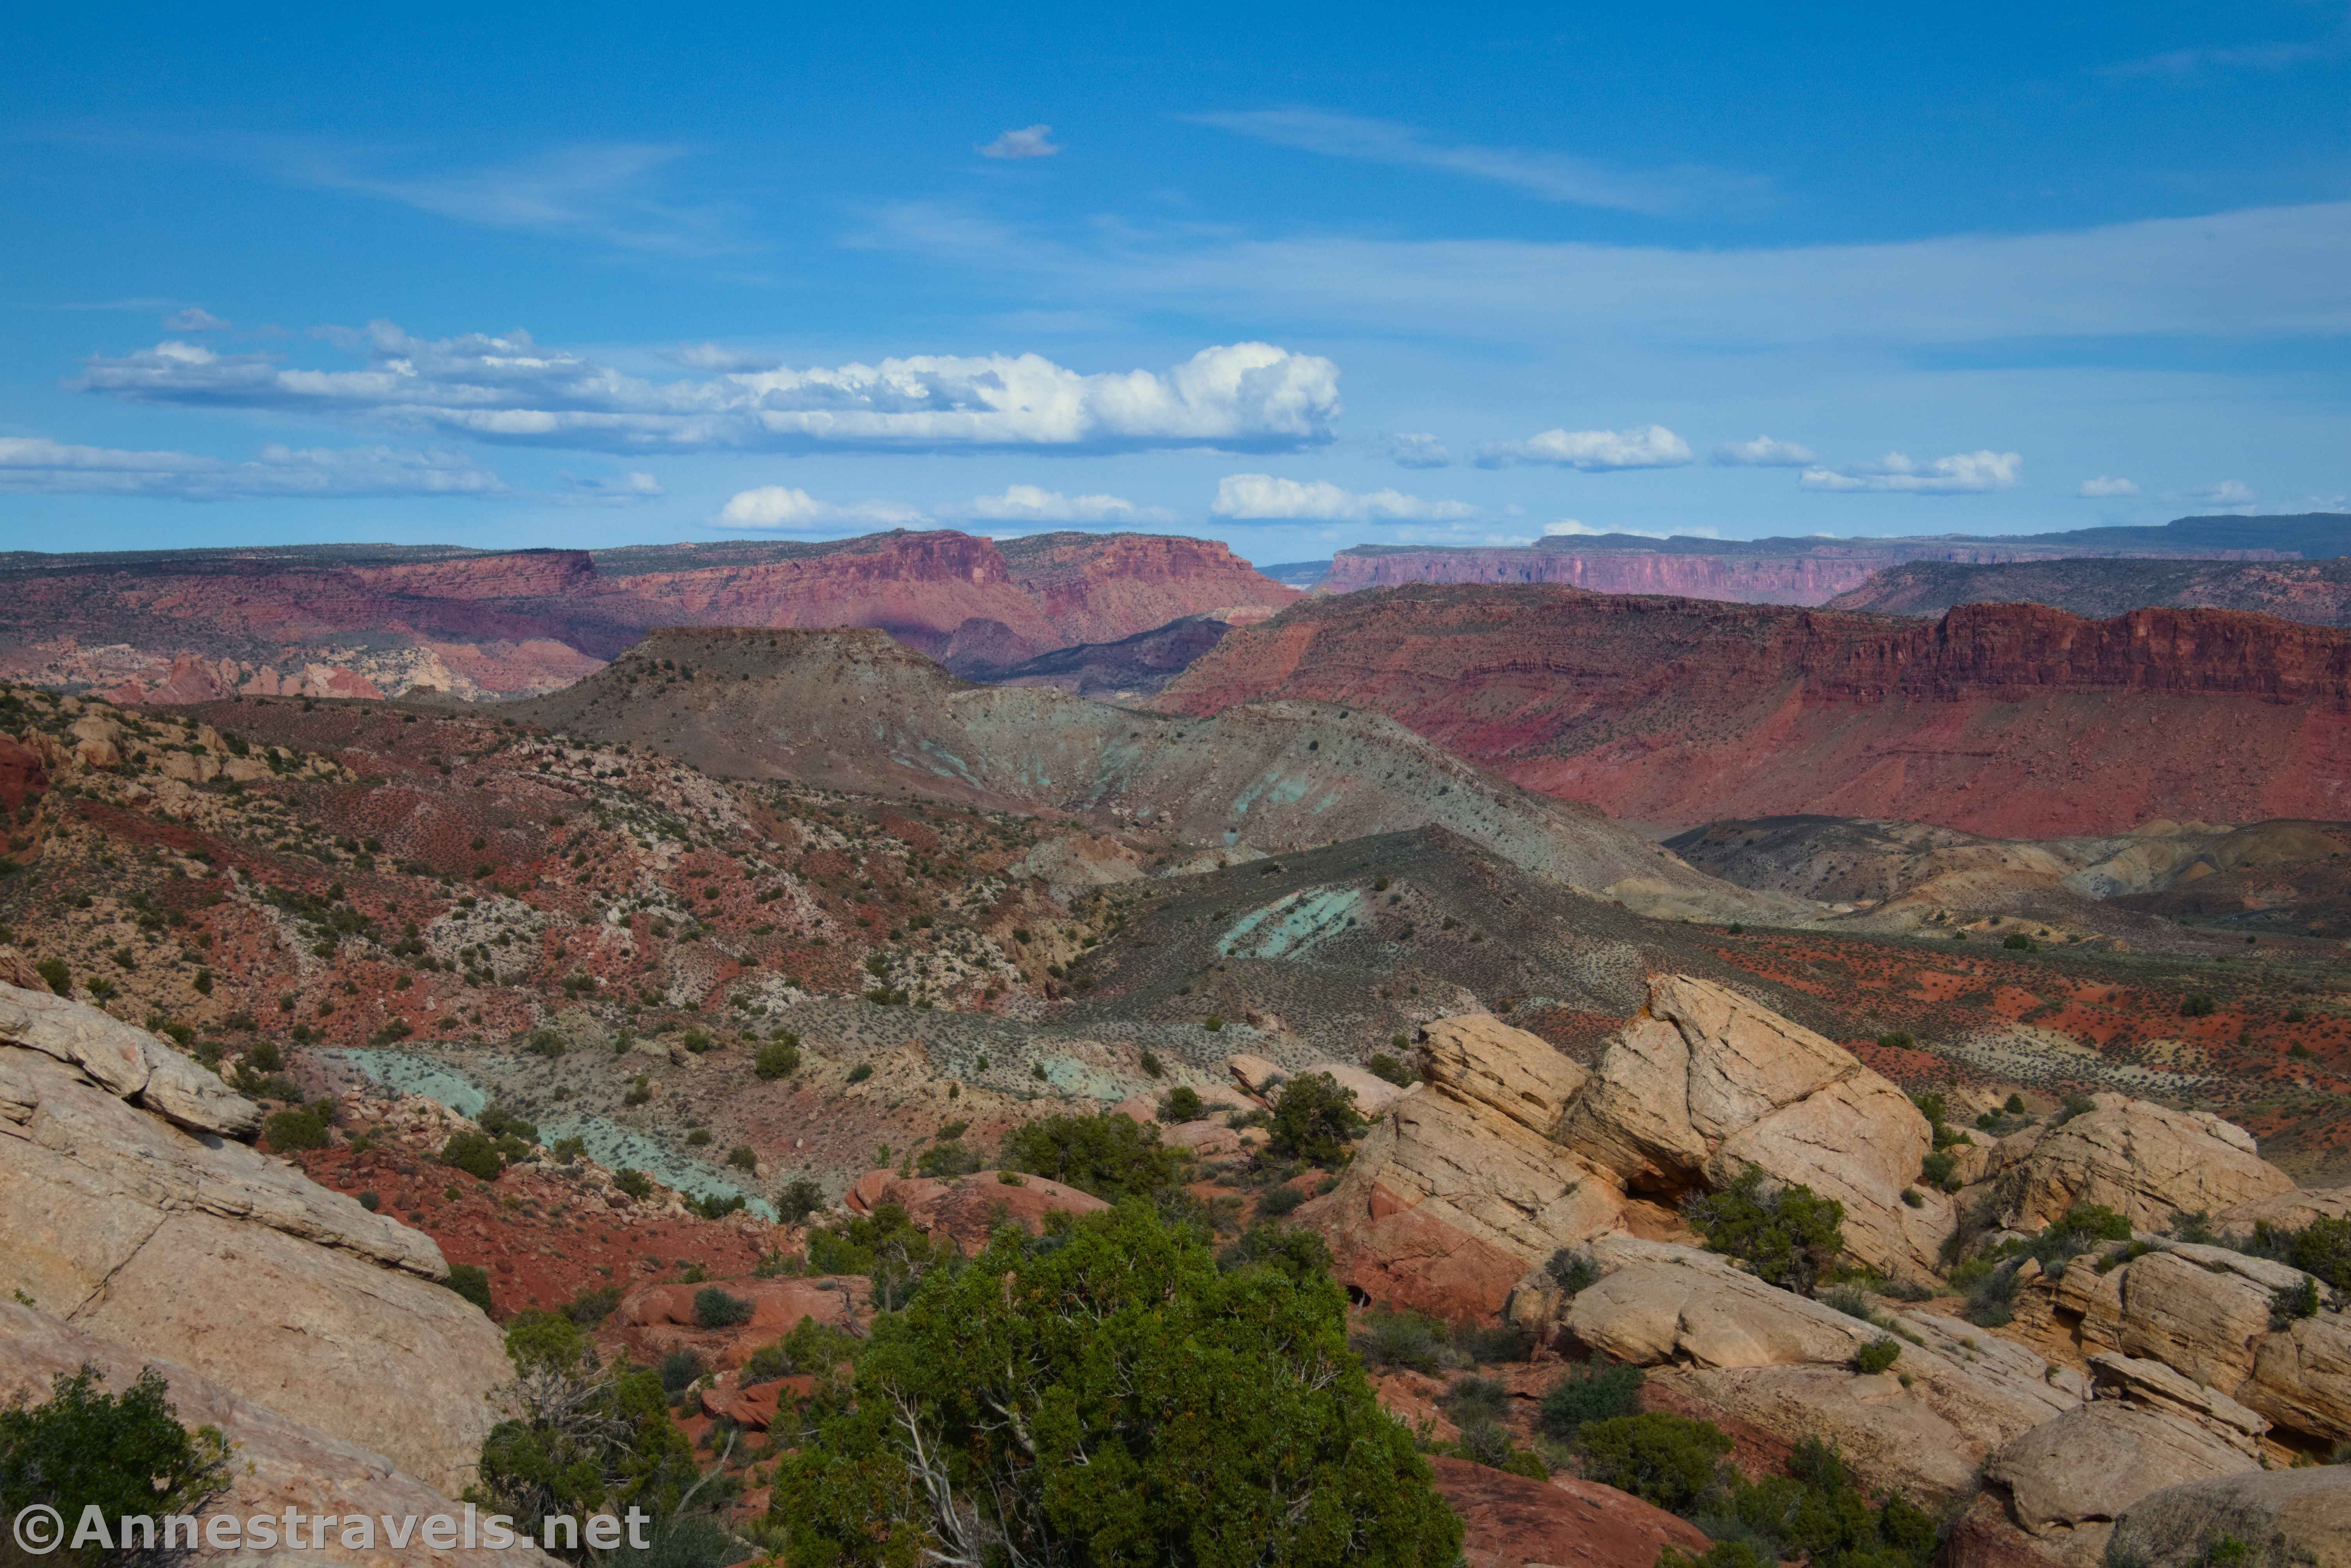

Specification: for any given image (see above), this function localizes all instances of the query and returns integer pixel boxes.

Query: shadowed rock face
[512,626,1780,919]
[0,528,1294,704]
[1157,583,2351,836]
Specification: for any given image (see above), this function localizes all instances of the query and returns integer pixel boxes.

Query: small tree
[775,1177,825,1226]
[1001,1112,1190,1203]
[754,1037,801,1081]
[774,1203,1462,1567]
[1270,1071,1366,1166]
[0,1365,233,1568]
[1683,1166,1846,1296]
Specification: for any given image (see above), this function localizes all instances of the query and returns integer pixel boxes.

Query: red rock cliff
[1158,585,2351,836]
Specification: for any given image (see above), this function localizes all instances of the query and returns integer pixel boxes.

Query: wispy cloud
[556,471,665,506]
[72,325,1342,456]
[978,124,1061,160]
[1188,109,1768,216]
[0,435,500,500]
[2077,475,2138,498]
[1386,431,1452,468]
[162,307,229,332]
[1710,434,1815,467]
[1799,450,2022,495]
[715,487,924,530]
[859,197,2351,350]
[1474,424,1693,471]
[941,485,1172,523]
[2183,479,2258,510]
[1211,474,1476,521]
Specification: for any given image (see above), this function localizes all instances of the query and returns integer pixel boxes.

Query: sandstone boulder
[1427,1456,1712,1568]
[1987,1094,2295,1233]
[1562,1237,2081,1502]
[0,1301,562,1568]
[2244,1307,2351,1444]
[1558,975,1947,1278]
[1226,1053,1283,1094]
[2107,1467,2351,1568]
[1302,1060,1410,1116]
[2219,1184,2351,1234]
[0,979,260,1136]
[618,1275,874,1370]
[1417,1014,1585,1138]
[843,1167,1109,1252]
[1981,1400,2259,1566]
[1298,1083,1625,1320]
[0,1037,504,1495]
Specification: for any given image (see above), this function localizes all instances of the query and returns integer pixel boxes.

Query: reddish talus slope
[1156,584,2351,836]
[0,529,1293,703]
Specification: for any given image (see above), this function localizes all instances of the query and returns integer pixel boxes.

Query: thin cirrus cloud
[260,140,743,257]
[556,471,665,505]
[1187,109,1767,216]
[1473,425,1694,471]
[943,485,1172,523]
[2185,480,2258,508]
[978,125,1061,159]
[715,487,925,531]
[1386,432,1453,469]
[0,435,500,500]
[1710,435,1816,468]
[70,325,1343,456]
[2078,475,2139,498]
[1212,474,1476,521]
[162,307,229,332]
[1799,450,2023,495]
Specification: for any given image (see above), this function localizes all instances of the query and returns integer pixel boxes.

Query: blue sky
[3,0,2347,565]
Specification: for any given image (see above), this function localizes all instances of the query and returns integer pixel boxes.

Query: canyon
[1156,583,2351,837]
[1316,512,2351,606]
[0,528,1294,704]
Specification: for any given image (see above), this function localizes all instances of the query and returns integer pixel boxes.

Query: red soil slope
[1156,584,2351,836]
[0,530,1294,702]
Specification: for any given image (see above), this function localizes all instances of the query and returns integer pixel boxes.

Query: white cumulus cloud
[1800,450,2023,495]
[1710,434,1816,467]
[1474,424,1693,471]
[72,326,1340,456]
[0,435,500,500]
[2078,475,2139,498]
[978,125,1061,159]
[1386,431,1453,468]
[715,487,926,531]
[944,485,1172,523]
[1212,474,1477,521]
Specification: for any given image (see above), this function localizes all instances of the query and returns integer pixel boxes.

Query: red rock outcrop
[1426,1457,1712,1568]
[0,530,1293,702]
[1158,584,2351,836]
[843,1167,1110,1251]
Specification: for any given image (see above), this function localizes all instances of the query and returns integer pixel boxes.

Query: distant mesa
[1313,512,2351,607]
[1156,582,2351,838]
[1828,555,2351,628]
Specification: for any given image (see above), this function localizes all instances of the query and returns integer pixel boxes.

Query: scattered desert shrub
[1538,1360,1645,1438]
[1574,1412,1732,1513]
[691,1287,753,1329]
[441,1129,504,1181]
[1269,1071,1366,1166]
[1684,1166,1846,1296]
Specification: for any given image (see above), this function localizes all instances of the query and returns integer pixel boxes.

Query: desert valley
[2,512,2350,1566]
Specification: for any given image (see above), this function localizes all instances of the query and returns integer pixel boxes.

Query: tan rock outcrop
[0,979,260,1136]
[1986,1095,2296,1232]
[2219,1184,2351,1233]
[0,1028,507,1495]
[2107,1467,2351,1568]
[1299,1084,1625,1320]
[1416,1014,1586,1138]
[1558,976,1947,1278]
[1982,1401,2259,1566]
[2244,1308,2351,1443]
[1561,1236,2082,1502]
[0,1301,563,1568]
